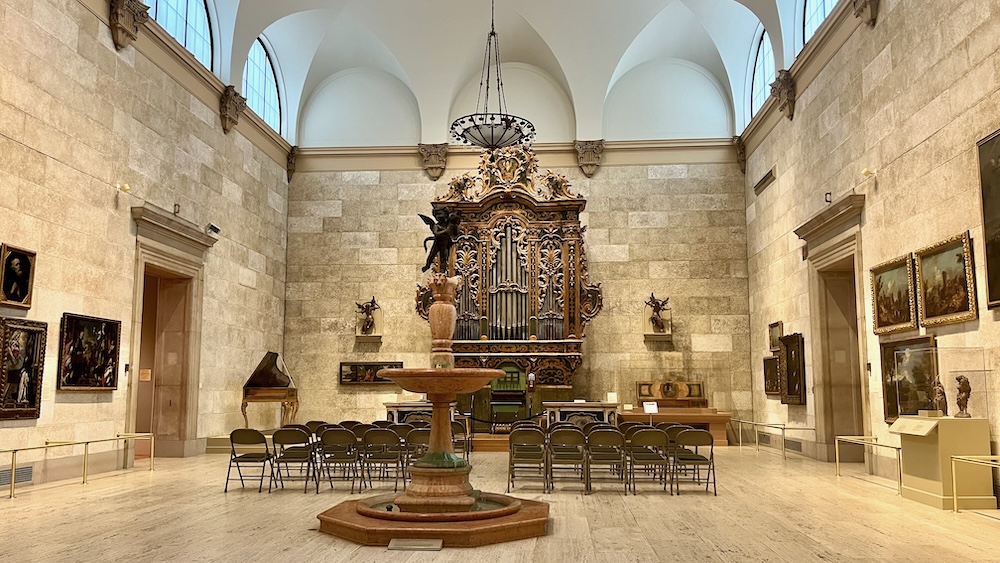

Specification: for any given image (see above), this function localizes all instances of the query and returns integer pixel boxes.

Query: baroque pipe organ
[416,146,602,413]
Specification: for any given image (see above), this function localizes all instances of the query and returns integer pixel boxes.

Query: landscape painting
[880,335,936,422]
[870,254,917,334]
[915,231,977,326]
[340,361,403,384]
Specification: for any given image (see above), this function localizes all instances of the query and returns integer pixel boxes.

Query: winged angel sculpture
[420,207,461,275]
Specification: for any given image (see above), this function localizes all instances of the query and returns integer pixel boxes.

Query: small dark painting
[779,333,805,406]
[979,128,1000,308]
[58,313,122,390]
[0,244,36,309]
[763,356,781,396]
[340,361,403,384]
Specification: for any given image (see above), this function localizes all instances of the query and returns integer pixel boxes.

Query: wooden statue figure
[931,378,948,415]
[420,207,461,275]
[356,297,380,335]
[955,375,972,418]
[645,292,670,333]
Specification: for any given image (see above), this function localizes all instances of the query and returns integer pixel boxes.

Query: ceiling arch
[207,0,804,147]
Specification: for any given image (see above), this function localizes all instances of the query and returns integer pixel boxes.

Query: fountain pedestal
[317,273,549,546]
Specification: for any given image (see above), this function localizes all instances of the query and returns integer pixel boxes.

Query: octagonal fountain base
[317,492,549,547]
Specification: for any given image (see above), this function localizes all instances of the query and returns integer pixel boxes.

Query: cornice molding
[131,203,218,261]
[295,139,737,174]
[793,194,866,243]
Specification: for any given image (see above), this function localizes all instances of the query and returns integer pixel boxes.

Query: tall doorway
[817,258,865,462]
[135,270,193,457]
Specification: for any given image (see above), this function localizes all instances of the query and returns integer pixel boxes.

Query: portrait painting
[768,321,783,352]
[978,128,1000,308]
[0,317,47,420]
[340,361,403,384]
[879,335,936,422]
[763,356,781,396]
[914,231,977,326]
[57,313,122,390]
[870,254,917,334]
[779,333,805,405]
[0,244,36,309]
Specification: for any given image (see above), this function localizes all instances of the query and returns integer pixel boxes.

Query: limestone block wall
[285,163,748,423]
[0,0,287,465]
[745,0,1000,457]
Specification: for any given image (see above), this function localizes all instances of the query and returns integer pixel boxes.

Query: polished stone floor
[3,447,999,562]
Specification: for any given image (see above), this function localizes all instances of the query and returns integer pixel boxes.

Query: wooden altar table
[619,408,731,445]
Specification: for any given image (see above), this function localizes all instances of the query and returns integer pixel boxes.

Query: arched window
[750,31,775,117]
[242,38,281,132]
[148,0,212,70]
[804,0,835,43]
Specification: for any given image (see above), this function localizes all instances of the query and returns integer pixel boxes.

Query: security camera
[206,223,221,235]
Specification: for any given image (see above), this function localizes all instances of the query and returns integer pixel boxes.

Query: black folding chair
[224,428,273,492]
[270,428,318,493]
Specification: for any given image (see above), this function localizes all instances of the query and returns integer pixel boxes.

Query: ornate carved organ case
[417,146,603,393]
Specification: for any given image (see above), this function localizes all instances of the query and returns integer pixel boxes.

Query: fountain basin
[377,367,502,395]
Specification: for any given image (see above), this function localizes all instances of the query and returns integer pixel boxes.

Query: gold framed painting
[914,231,977,327]
[870,254,917,334]
[768,321,782,352]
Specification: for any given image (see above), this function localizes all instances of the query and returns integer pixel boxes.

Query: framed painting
[914,231,977,326]
[768,321,783,352]
[978,128,1000,308]
[870,254,917,334]
[778,333,805,405]
[57,313,122,390]
[0,317,47,420]
[879,335,936,422]
[340,361,402,384]
[0,244,36,309]
[763,356,781,396]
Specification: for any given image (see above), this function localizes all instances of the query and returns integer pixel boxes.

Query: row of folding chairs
[507,421,716,495]
[225,420,471,494]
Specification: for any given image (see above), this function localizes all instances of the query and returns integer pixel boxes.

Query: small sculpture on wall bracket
[355,296,382,343]
[643,292,672,342]
[930,378,948,415]
[955,375,972,418]
[356,297,380,335]
[419,207,461,275]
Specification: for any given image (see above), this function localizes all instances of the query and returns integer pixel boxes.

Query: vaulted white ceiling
[208,0,804,147]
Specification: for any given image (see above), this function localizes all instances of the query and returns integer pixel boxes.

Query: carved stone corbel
[852,0,880,27]
[220,85,247,134]
[574,140,605,178]
[287,146,298,182]
[770,70,796,121]
[110,0,150,50]
[418,143,448,181]
[733,136,747,174]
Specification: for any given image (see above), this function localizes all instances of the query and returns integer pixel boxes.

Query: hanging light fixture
[449,0,535,150]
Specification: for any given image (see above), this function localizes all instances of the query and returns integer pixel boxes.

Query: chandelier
[449,0,535,150]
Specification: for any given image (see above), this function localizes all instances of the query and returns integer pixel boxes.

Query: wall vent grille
[0,466,33,486]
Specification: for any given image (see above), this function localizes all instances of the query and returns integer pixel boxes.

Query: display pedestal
[889,416,997,510]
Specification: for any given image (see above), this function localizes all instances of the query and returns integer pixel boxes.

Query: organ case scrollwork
[416,146,603,387]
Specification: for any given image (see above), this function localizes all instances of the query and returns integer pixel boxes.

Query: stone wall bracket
[287,146,298,182]
[110,0,150,51]
[852,0,880,27]
[574,140,605,178]
[771,70,796,121]
[220,85,247,134]
[418,143,449,181]
[733,136,747,174]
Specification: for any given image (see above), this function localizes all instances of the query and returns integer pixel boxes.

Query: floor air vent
[0,466,33,486]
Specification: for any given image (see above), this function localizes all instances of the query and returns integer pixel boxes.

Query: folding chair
[318,427,360,493]
[224,429,273,492]
[404,428,431,476]
[627,428,670,494]
[671,429,716,496]
[360,428,405,492]
[269,428,318,493]
[507,427,547,493]
[585,428,626,494]
[547,427,587,493]
[305,420,328,435]
[372,420,393,428]
[451,420,470,461]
